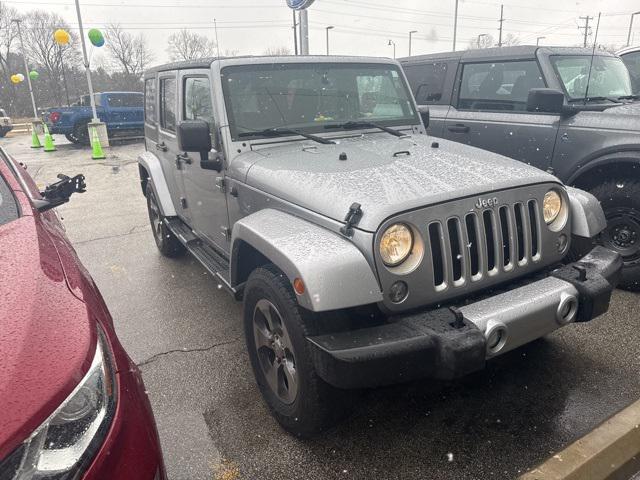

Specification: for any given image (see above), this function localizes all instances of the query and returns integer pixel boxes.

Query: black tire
[590,178,640,291]
[0,130,7,138]
[65,133,79,144]
[73,120,90,145]
[145,183,186,257]
[243,264,354,437]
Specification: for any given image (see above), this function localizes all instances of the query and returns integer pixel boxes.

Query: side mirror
[177,120,212,154]
[417,105,430,129]
[34,173,86,212]
[526,88,565,114]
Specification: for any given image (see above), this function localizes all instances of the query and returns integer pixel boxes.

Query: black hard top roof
[398,45,616,63]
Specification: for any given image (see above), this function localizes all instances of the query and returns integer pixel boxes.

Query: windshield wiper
[617,94,640,101]
[238,127,335,145]
[323,121,408,138]
[568,96,620,104]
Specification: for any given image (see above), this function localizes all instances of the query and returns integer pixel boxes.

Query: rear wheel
[145,183,185,257]
[243,264,354,437]
[73,120,90,145]
[590,179,640,290]
[65,133,79,144]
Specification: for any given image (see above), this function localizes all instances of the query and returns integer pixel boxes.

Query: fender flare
[137,151,176,217]
[231,209,383,312]
[567,148,640,185]
[566,186,606,238]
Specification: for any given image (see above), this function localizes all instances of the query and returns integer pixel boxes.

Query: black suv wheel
[243,264,353,436]
[145,183,186,257]
[590,179,640,291]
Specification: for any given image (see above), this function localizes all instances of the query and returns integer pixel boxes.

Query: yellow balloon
[54,29,70,45]
[10,74,20,84]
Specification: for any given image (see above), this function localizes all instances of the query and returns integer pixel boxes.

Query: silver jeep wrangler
[138,55,622,436]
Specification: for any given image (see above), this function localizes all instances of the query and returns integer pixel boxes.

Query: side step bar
[164,217,241,298]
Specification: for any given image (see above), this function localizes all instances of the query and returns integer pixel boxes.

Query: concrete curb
[520,399,640,480]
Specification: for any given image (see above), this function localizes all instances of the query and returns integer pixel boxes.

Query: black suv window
[621,51,640,95]
[0,172,19,226]
[403,62,448,104]
[159,77,177,132]
[458,60,545,111]
[184,77,214,124]
[107,93,143,108]
[145,78,156,123]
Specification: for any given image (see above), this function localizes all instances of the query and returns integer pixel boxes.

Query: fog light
[388,281,408,303]
[557,234,568,253]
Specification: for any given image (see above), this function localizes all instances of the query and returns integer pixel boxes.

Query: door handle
[156,142,168,152]
[176,153,192,165]
[447,124,470,133]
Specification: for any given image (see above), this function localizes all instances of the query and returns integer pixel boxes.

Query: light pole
[453,0,459,51]
[325,25,334,55]
[477,33,488,48]
[388,39,396,59]
[408,30,417,56]
[12,19,38,119]
[536,36,546,46]
[627,11,640,47]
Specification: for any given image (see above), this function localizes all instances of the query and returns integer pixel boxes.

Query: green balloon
[88,28,104,47]
[29,70,39,80]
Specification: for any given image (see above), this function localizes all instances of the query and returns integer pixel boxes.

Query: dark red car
[0,148,166,479]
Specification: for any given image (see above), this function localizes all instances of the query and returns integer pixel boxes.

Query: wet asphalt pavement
[5,133,640,480]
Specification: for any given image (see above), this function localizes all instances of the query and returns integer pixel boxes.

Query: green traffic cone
[90,125,105,160]
[43,124,56,152]
[30,126,42,149]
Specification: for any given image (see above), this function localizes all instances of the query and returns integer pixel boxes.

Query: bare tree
[167,29,216,61]
[0,3,20,75]
[263,46,292,56]
[105,24,153,77]
[468,34,495,49]
[502,33,521,47]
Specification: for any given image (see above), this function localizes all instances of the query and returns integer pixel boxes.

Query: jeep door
[178,70,230,252]
[157,71,190,222]
[401,59,457,137]
[443,59,559,171]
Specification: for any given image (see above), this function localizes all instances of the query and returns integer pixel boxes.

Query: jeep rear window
[221,62,419,140]
[0,171,19,227]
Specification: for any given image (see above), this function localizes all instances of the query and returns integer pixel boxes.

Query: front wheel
[590,179,640,291]
[145,183,185,257]
[243,265,354,437]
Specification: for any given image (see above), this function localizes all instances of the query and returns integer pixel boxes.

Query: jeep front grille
[427,200,541,290]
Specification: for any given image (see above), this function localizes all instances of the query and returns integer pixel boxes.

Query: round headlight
[543,190,562,224]
[380,223,413,266]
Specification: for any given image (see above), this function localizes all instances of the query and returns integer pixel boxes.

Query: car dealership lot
[5,134,640,480]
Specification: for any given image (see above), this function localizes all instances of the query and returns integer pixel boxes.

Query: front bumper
[308,246,622,389]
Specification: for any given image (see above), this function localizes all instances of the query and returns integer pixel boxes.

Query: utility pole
[325,25,334,55]
[536,36,545,46]
[579,16,593,48]
[299,9,309,55]
[497,4,504,47]
[453,0,459,51]
[627,11,640,47]
[12,19,38,118]
[409,30,417,56]
[292,10,298,55]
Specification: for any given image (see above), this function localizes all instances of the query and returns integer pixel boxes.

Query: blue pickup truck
[44,91,144,144]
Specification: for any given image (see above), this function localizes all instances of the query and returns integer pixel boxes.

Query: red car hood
[0,215,95,460]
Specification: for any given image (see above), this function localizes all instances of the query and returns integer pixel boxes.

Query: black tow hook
[449,307,466,329]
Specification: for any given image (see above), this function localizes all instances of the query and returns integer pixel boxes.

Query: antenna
[583,12,601,104]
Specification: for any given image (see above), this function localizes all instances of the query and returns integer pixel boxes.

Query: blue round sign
[286,0,315,9]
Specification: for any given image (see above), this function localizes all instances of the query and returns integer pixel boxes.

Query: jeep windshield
[551,55,633,102]
[221,62,419,141]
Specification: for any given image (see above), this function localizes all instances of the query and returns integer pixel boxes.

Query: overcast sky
[11,0,640,66]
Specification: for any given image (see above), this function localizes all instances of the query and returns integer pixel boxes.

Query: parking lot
[5,133,640,480]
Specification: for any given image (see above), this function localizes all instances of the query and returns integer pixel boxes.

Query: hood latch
[340,202,362,238]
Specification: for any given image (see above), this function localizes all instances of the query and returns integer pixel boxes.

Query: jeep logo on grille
[475,197,499,209]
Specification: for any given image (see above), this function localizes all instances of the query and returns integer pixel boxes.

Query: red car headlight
[0,326,116,479]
